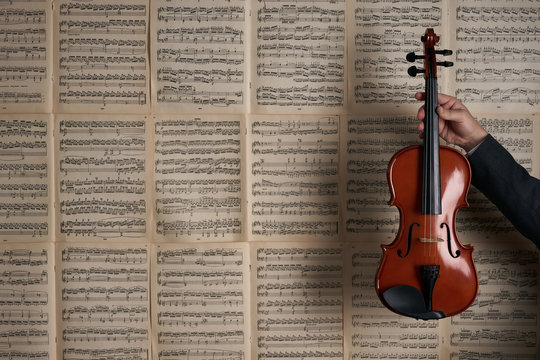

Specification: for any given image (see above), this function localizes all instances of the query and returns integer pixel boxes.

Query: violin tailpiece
[381,283,446,321]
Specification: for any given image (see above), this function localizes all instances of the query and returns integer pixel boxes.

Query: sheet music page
[344,243,442,359]
[56,244,150,360]
[151,242,250,360]
[54,0,150,113]
[150,0,248,113]
[55,115,150,241]
[0,0,52,113]
[0,242,55,359]
[347,0,446,114]
[447,243,539,359]
[457,115,538,238]
[445,114,540,359]
[341,114,419,242]
[0,1,537,359]
[248,114,339,241]
[0,114,51,242]
[154,114,244,242]
[448,9,540,358]
[252,0,346,113]
[252,243,344,359]
[450,0,540,113]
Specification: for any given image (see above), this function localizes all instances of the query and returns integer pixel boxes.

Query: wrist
[462,130,488,153]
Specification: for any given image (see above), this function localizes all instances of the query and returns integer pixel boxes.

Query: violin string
[429,81,432,260]
[427,60,431,261]
[424,84,427,260]
[431,49,437,262]
[431,58,436,261]
[424,74,430,261]
[431,71,435,260]
[433,51,439,264]
[426,58,429,261]
[423,90,427,260]
[428,50,435,261]
[428,74,432,260]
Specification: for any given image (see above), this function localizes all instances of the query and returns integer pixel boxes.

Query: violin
[375,29,478,320]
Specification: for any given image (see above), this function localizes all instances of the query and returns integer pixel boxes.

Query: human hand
[415,92,488,152]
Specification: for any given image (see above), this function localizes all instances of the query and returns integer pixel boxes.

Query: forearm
[468,135,540,247]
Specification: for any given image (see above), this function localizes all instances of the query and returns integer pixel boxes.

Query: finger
[437,93,464,110]
[436,105,466,122]
[418,92,455,105]
[436,93,455,104]
[416,105,425,120]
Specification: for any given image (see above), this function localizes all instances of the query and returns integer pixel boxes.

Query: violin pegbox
[406,28,454,78]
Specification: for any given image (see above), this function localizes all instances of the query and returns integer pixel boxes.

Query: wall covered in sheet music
[0,0,538,359]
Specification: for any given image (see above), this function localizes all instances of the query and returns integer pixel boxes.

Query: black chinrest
[382,285,446,320]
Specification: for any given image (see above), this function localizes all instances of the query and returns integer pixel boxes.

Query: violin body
[376,145,478,318]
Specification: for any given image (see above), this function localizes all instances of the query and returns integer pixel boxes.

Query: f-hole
[398,222,419,258]
[441,222,460,258]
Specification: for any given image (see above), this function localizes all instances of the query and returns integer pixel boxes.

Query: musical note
[349,245,441,358]
[349,3,442,111]
[57,117,147,240]
[154,115,242,241]
[57,0,149,111]
[255,245,343,358]
[0,117,49,240]
[250,115,339,239]
[449,245,538,359]
[153,0,247,112]
[154,244,249,357]
[58,244,149,358]
[0,2,49,111]
[454,2,540,111]
[0,244,53,357]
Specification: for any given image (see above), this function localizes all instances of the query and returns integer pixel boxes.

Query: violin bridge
[419,237,444,243]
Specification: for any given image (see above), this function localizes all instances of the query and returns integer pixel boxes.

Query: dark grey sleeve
[468,134,540,248]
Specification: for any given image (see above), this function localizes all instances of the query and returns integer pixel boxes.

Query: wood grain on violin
[375,29,478,320]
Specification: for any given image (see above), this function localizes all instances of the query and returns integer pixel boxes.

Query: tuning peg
[406,52,423,62]
[407,66,424,77]
[437,61,453,67]
[435,49,453,56]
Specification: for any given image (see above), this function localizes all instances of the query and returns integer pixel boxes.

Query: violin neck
[422,76,441,215]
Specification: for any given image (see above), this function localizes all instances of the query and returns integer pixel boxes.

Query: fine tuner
[406,50,453,77]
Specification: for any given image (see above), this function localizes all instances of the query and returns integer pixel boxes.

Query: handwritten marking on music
[249,115,339,240]
[152,243,250,360]
[154,115,242,241]
[56,115,148,241]
[0,115,50,241]
[55,1,149,112]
